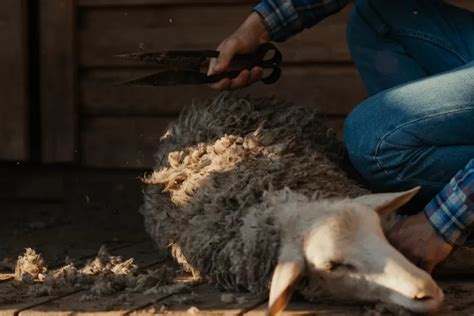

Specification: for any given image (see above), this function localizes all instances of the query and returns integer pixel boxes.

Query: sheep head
[268,187,443,315]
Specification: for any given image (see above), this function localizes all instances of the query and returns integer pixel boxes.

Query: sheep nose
[413,284,443,302]
[414,294,433,301]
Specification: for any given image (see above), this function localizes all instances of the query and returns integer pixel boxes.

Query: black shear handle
[211,43,282,85]
[231,43,282,67]
[208,67,281,85]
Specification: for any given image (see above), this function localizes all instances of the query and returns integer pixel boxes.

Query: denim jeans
[344,0,474,204]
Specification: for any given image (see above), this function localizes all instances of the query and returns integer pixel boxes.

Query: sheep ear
[268,249,305,316]
[353,187,421,216]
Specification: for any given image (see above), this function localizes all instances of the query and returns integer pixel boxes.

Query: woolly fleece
[141,93,368,294]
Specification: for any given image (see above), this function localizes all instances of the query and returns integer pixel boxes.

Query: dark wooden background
[1,0,472,169]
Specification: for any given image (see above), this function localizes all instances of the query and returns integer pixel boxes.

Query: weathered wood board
[75,1,358,168]
[81,117,174,168]
[81,65,365,116]
[40,0,78,163]
[78,4,352,67]
[0,0,28,161]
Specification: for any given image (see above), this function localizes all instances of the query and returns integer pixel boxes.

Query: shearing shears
[116,43,282,86]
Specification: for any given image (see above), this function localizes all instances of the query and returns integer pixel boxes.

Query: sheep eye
[325,261,357,272]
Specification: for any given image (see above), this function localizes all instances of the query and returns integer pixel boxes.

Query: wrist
[243,12,271,44]
[422,209,458,247]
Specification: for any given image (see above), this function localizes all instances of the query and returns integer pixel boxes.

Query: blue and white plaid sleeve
[254,0,350,42]
[424,159,474,246]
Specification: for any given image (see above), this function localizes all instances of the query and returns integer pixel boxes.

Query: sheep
[140,93,443,314]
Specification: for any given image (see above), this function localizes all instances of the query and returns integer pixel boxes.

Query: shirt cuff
[254,0,303,42]
[423,207,468,246]
[424,159,474,246]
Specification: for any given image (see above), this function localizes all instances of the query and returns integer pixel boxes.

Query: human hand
[208,12,270,90]
[388,212,454,273]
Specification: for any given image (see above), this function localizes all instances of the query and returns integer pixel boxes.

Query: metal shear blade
[116,50,218,71]
[122,70,213,86]
[117,43,283,86]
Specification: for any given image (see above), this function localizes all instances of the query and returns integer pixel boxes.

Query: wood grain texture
[0,0,28,161]
[131,283,266,315]
[77,0,474,69]
[81,65,365,116]
[78,4,352,67]
[81,116,174,168]
[40,0,78,163]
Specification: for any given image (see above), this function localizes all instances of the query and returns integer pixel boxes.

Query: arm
[424,159,474,246]
[208,0,350,90]
[255,0,350,42]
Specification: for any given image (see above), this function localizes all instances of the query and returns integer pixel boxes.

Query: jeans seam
[394,28,468,64]
[373,106,474,183]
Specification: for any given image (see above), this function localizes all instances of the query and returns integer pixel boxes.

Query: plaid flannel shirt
[254,0,350,41]
[424,159,474,246]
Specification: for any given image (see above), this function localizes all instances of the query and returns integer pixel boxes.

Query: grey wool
[141,93,369,293]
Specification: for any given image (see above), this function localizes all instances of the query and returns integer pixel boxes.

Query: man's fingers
[209,69,255,91]
[230,70,251,90]
[249,67,264,84]
[208,57,218,76]
[208,40,237,76]
[208,40,260,90]
[209,78,232,91]
[213,39,239,74]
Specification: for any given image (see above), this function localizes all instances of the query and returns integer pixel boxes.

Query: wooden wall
[0,0,28,161]
[77,0,364,168]
[40,0,77,163]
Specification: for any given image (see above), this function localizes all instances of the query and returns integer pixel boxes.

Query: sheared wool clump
[15,248,48,284]
[141,93,368,294]
[11,246,178,301]
[24,245,139,298]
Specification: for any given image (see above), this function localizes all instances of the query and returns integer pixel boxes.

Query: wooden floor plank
[435,247,474,277]
[0,203,143,264]
[246,301,364,316]
[438,280,474,315]
[0,165,148,261]
[129,283,265,316]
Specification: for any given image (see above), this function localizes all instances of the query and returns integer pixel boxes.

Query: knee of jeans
[343,95,403,185]
[343,108,378,174]
[344,106,372,157]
